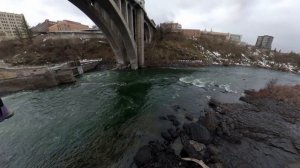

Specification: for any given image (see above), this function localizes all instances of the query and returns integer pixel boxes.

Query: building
[160,22,182,32]
[181,29,201,38]
[31,19,56,34]
[0,11,25,40]
[200,30,230,42]
[48,20,89,32]
[229,34,242,43]
[255,35,274,49]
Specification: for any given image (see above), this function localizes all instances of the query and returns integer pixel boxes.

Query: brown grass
[0,38,114,65]
[246,80,300,108]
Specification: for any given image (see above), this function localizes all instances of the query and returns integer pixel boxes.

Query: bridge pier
[135,8,145,68]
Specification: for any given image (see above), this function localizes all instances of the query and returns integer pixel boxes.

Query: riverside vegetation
[0,29,300,73]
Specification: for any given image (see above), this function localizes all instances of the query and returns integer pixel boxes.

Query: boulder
[203,112,219,132]
[183,123,211,144]
[185,113,194,121]
[134,146,152,167]
[189,140,206,152]
[161,132,173,142]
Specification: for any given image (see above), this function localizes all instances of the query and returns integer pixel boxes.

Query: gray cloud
[0,0,299,52]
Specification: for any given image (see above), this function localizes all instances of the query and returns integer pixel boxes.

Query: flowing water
[1,66,300,168]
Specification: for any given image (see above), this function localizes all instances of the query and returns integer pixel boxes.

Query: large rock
[183,123,211,144]
[203,112,219,132]
[134,146,152,167]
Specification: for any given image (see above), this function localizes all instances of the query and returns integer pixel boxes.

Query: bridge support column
[135,8,144,68]
[128,6,134,35]
[121,0,128,23]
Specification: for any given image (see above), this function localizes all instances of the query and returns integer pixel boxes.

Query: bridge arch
[69,0,150,69]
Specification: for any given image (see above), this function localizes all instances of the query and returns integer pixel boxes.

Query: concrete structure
[48,20,89,32]
[45,30,105,40]
[69,0,155,69]
[181,29,201,38]
[31,19,56,33]
[229,34,242,43]
[0,11,25,40]
[256,35,274,50]
[160,22,182,32]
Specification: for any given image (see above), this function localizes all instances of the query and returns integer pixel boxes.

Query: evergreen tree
[14,26,23,42]
[21,16,33,42]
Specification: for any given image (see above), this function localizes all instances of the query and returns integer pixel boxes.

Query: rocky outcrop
[0,70,76,96]
[134,96,300,168]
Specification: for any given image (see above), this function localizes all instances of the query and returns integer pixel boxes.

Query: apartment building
[0,11,25,40]
[256,35,274,50]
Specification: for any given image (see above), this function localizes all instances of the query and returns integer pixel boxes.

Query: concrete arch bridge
[69,0,156,69]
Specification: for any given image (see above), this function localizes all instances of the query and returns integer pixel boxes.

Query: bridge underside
[69,0,153,69]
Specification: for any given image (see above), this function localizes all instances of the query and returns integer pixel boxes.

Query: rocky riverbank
[0,60,102,96]
[134,85,300,168]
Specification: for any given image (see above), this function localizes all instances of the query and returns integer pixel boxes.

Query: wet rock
[268,138,298,154]
[243,132,272,141]
[204,107,214,113]
[239,96,248,102]
[159,116,167,120]
[134,146,152,167]
[134,141,189,168]
[161,132,173,142]
[210,154,223,163]
[172,119,181,127]
[287,162,300,168]
[211,136,222,146]
[225,133,242,144]
[189,140,206,152]
[185,113,194,121]
[183,123,211,144]
[168,128,179,139]
[221,121,231,136]
[167,115,177,122]
[244,89,255,95]
[203,112,219,132]
[209,163,223,168]
[208,145,221,155]
[172,105,181,112]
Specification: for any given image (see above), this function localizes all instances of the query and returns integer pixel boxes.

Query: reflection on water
[1,67,300,168]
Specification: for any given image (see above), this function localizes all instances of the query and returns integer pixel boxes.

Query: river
[1,66,300,168]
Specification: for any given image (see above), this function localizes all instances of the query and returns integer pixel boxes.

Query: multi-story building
[48,20,89,32]
[160,22,182,32]
[255,35,274,49]
[31,19,56,34]
[0,11,25,40]
[229,34,242,43]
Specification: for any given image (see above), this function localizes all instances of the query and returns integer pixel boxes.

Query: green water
[1,67,300,168]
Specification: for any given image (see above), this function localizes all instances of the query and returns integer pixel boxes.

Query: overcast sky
[0,0,299,52]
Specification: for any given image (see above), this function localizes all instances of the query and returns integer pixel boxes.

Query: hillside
[0,33,300,73]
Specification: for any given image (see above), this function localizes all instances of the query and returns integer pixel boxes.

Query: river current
[1,66,300,168]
